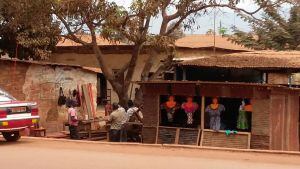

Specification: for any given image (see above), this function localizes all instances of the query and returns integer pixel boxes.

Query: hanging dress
[161,102,179,123]
[237,110,249,130]
[205,104,225,131]
[181,102,199,125]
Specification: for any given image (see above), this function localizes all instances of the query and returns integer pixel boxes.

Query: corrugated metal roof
[180,51,300,70]
[175,35,251,51]
[0,58,101,73]
[57,35,127,47]
[56,34,251,51]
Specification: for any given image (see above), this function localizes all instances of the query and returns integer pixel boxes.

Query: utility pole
[213,8,216,56]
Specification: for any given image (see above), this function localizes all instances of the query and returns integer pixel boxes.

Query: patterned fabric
[160,103,179,122]
[181,102,199,125]
[237,110,249,130]
[109,109,126,130]
[205,104,225,131]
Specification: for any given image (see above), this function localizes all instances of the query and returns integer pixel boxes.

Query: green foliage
[0,0,60,60]
[230,5,300,50]
[218,27,228,36]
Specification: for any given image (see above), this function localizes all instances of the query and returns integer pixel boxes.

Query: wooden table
[64,119,107,140]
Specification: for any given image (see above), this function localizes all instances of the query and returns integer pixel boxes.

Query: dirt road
[1,137,300,169]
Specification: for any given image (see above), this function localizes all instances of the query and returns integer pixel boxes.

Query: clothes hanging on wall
[58,87,66,106]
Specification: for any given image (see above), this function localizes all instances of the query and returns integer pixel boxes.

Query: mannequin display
[205,97,225,131]
[244,99,252,131]
[181,96,199,126]
[237,100,249,130]
[160,96,179,124]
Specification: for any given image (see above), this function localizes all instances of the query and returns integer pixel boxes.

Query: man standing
[107,103,126,142]
[67,102,79,139]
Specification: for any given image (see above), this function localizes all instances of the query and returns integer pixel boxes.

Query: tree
[219,27,228,36]
[52,0,287,105]
[0,0,60,60]
[229,3,300,50]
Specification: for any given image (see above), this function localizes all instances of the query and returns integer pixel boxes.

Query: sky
[110,0,261,34]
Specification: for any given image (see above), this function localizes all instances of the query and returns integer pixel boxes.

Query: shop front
[140,81,299,151]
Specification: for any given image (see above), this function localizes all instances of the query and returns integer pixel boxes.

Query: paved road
[1,137,300,169]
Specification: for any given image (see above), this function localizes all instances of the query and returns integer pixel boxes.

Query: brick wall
[0,61,28,100]
[251,99,270,149]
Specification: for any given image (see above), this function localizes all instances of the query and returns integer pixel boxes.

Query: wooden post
[201,96,205,130]
[182,68,186,80]
[175,128,180,144]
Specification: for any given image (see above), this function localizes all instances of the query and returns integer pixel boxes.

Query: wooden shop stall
[139,81,300,151]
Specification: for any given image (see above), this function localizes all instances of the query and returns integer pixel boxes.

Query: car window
[0,88,16,102]
[0,95,13,102]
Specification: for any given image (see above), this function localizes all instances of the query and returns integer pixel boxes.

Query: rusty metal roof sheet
[180,51,300,70]
[175,35,251,51]
[0,58,101,73]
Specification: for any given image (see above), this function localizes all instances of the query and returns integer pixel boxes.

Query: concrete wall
[0,60,97,133]
[51,52,166,103]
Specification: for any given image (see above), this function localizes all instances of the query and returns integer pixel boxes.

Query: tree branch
[124,43,142,90]
[56,14,91,46]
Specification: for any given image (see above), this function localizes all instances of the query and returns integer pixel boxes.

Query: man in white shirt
[126,100,143,122]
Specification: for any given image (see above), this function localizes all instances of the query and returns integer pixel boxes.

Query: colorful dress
[205,104,225,131]
[237,110,249,130]
[160,103,178,123]
[181,102,199,125]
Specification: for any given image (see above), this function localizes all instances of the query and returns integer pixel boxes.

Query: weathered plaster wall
[0,60,97,133]
[23,65,97,132]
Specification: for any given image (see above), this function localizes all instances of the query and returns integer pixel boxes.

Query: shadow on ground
[0,137,33,146]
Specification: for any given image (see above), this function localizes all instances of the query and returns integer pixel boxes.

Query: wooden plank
[197,129,201,146]
[82,84,92,119]
[88,83,96,119]
[201,96,205,130]
[175,128,180,144]
[200,130,204,147]
[247,133,251,149]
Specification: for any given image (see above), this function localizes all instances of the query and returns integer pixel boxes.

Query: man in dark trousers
[106,103,126,142]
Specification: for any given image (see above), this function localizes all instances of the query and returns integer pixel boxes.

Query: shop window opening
[204,97,252,132]
[159,95,252,132]
[160,95,201,128]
